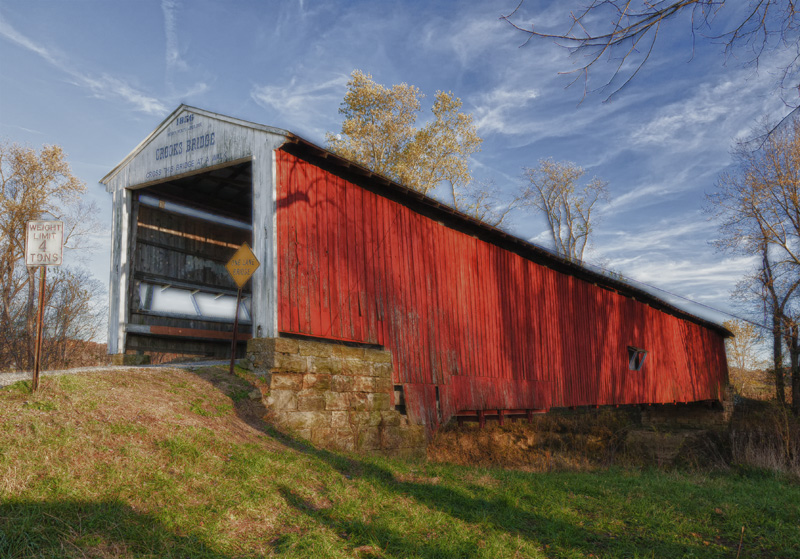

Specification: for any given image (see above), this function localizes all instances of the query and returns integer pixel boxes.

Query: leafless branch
[502,1,800,102]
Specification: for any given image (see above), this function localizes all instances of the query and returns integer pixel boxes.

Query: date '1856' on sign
[26,220,64,266]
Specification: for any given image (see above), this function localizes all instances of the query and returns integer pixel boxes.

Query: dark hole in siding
[627,346,647,371]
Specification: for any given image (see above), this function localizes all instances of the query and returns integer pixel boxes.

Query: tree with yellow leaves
[723,319,769,397]
[0,141,102,371]
[326,70,483,207]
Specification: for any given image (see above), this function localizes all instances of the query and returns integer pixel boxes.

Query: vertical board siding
[276,151,729,431]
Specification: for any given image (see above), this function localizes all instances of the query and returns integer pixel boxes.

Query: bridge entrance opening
[125,161,254,358]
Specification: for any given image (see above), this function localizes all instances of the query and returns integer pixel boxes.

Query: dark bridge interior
[125,161,254,357]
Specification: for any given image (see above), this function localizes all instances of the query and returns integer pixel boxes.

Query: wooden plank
[298,157,311,334]
[498,245,510,380]
[126,193,141,328]
[429,218,445,386]
[131,308,252,326]
[413,212,430,384]
[450,226,467,381]
[384,199,401,382]
[472,238,486,380]
[307,162,320,336]
[363,186,375,344]
[501,249,513,380]
[334,173,348,339]
[456,232,474,388]
[398,200,414,383]
[363,187,378,344]
[140,324,252,341]
[326,172,340,338]
[288,155,300,333]
[318,164,332,339]
[374,189,387,347]
[135,244,236,289]
[352,178,365,342]
[277,151,290,334]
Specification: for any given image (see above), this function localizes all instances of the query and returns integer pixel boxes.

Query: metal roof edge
[281,133,733,339]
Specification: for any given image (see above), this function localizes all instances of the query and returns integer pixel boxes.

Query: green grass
[0,368,798,558]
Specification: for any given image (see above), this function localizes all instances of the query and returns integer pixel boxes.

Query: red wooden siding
[275,150,729,431]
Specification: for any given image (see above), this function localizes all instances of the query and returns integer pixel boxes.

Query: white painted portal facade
[101,105,288,354]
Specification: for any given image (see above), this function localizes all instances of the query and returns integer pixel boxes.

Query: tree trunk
[773,312,786,405]
[0,253,16,368]
[790,324,800,416]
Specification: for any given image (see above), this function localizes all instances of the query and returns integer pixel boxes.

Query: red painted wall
[276,150,729,430]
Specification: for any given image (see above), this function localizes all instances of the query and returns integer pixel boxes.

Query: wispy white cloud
[173,81,210,100]
[252,75,348,113]
[0,17,57,62]
[601,163,711,216]
[0,122,43,135]
[158,1,209,102]
[77,73,167,115]
[162,0,189,82]
[602,182,677,214]
[526,229,552,246]
[587,209,754,319]
[632,69,785,153]
[595,253,754,325]
[0,17,167,114]
[251,75,350,139]
[600,216,715,253]
[472,86,540,134]
[422,16,508,67]
[609,254,755,289]
[633,85,732,149]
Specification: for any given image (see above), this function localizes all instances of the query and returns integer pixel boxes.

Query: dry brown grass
[728,398,800,477]
[430,401,800,478]
[428,409,632,471]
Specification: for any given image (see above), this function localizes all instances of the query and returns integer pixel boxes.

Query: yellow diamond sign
[225,242,260,288]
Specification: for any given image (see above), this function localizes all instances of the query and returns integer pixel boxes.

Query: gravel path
[0,360,231,387]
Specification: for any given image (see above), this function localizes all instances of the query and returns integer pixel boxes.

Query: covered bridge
[103,105,730,434]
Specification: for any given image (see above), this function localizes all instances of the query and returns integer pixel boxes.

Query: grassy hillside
[1,367,798,558]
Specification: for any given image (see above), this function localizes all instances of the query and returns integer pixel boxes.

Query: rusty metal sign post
[25,220,64,391]
[225,242,259,374]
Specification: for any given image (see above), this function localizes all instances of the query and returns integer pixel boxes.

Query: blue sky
[0,0,794,335]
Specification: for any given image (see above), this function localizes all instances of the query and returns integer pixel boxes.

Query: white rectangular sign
[26,220,64,266]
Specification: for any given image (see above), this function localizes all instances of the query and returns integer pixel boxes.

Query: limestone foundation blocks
[245,337,425,457]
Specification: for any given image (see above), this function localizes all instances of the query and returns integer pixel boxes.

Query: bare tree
[0,141,104,372]
[520,158,609,263]
[36,268,104,369]
[728,240,798,404]
[450,180,521,228]
[710,118,800,409]
[502,1,800,102]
